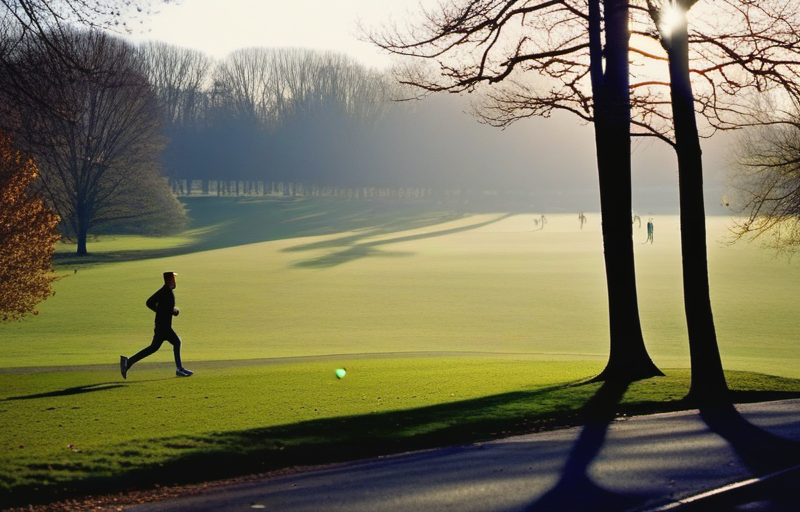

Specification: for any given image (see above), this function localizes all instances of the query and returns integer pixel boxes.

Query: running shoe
[176,367,194,377]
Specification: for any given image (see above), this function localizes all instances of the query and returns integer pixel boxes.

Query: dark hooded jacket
[146,285,175,329]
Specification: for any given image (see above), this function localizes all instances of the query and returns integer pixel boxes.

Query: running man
[120,271,193,378]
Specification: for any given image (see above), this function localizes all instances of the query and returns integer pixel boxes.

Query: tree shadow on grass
[292,245,417,268]
[8,376,800,509]
[288,213,511,268]
[53,198,468,267]
[2,378,596,507]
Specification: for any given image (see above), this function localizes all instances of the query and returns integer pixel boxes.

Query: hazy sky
[122,0,733,214]
[127,0,430,68]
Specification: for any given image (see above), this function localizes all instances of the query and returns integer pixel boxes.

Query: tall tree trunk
[76,212,88,256]
[591,0,662,382]
[666,21,729,405]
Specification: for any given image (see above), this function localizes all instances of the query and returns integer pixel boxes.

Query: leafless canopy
[368,0,800,146]
[367,1,595,119]
[0,0,163,112]
[729,104,800,253]
[210,47,393,130]
[4,29,186,253]
[632,0,800,144]
[138,41,213,128]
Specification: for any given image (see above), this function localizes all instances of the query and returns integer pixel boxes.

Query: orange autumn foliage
[0,132,60,322]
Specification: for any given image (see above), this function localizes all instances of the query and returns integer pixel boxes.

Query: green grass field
[8,197,799,375]
[2,196,799,506]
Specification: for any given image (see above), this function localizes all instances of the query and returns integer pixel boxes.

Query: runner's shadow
[3,382,124,401]
[524,380,654,512]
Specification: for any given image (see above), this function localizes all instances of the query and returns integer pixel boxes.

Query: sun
[659,0,686,37]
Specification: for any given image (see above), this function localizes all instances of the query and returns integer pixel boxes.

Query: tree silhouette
[368,0,662,382]
[138,41,213,191]
[729,110,800,255]
[4,29,186,254]
[640,0,800,404]
[643,0,728,405]
[370,0,800,391]
[0,0,160,116]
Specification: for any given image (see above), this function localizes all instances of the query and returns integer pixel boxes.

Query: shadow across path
[680,402,800,511]
[524,380,655,512]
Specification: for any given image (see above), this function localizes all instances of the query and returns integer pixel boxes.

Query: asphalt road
[127,399,800,512]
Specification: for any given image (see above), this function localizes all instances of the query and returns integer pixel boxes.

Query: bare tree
[0,0,161,115]
[729,107,800,254]
[640,0,729,405]
[4,29,186,255]
[279,49,392,123]
[369,0,800,394]
[211,47,392,129]
[632,0,800,404]
[138,41,213,191]
[139,41,213,127]
[0,0,164,314]
[211,47,279,127]
[368,0,663,382]
[166,47,393,190]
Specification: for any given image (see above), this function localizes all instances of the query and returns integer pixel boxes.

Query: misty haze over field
[115,0,737,216]
[186,93,730,214]
[380,95,731,214]
[164,91,731,215]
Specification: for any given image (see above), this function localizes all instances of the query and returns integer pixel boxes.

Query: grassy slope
[2,360,800,506]
[3,198,799,376]
[1,197,799,505]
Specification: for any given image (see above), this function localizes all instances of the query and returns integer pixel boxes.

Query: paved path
[128,399,800,512]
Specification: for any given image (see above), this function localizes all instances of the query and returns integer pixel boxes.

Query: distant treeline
[1,29,588,251]
[144,43,546,193]
[174,180,480,201]
[175,180,439,199]
[172,179,603,213]
[146,45,401,189]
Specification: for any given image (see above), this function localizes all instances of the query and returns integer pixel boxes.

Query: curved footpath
[127,399,800,512]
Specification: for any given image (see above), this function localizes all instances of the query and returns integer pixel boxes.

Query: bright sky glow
[659,0,686,36]
[117,0,730,196]
[124,0,433,68]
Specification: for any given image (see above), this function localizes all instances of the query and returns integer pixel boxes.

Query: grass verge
[2,358,800,509]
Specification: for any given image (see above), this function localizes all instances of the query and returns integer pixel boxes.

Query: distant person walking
[120,271,193,379]
[578,212,587,229]
[645,218,654,244]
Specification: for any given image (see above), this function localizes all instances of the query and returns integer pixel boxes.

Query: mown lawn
[1,197,799,507]
[3,357,800,508]
[3,200,798,376]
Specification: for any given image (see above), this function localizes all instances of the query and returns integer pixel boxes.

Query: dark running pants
[128,327,182,369]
